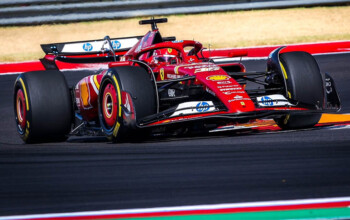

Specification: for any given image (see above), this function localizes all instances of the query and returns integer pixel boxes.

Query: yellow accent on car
[167,48,172,54]
[113,122,121,137]
[112,75,122,117]
[24,128,29,140]
[80,80,90,107]
[19,78,29,111]
[93,75,100,90]
[280,62,288,80]
[283,114,290,125]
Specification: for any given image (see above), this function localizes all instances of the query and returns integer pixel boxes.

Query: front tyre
[274,51,323,129]
[275,114,322,130]
[14,71,73,143]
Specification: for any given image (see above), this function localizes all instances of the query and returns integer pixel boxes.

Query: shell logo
[206,75,230,81]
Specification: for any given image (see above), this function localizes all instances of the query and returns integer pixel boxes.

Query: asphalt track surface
[0,53,350,216]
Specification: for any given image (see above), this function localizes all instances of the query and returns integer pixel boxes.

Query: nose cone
[196,69,255,113]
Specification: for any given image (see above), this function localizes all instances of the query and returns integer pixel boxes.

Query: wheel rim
[102,83,118,128]
[16,89,26,130]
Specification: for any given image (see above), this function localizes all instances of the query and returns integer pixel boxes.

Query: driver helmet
[153,48,179,64]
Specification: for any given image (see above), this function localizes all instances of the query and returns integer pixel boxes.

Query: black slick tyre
[14,71,73,143]
[98,66,157,142]
[275,51,323,129]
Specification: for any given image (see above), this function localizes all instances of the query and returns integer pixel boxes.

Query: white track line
[1,197,350,220]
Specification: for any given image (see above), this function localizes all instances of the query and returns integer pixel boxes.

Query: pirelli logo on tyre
[206,75,230,81]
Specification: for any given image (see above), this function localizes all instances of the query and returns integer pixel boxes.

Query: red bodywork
[72,28,307,125]
[74,29,253,122]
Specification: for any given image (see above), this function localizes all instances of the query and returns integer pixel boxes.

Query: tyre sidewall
[98,66,157,142]
[275,52,324,129]
[13,71,72,143]
[98,74,125,142]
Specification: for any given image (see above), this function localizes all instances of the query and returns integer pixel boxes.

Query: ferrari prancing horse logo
[160,68,165,80]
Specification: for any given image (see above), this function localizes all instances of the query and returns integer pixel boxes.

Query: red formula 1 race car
[14,18,341,143]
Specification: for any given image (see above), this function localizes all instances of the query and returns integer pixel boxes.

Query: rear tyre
[98,66,157,142]
[274,51,323,129]
[14,71,73,143]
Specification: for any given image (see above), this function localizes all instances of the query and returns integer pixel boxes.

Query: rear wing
[41,36,143,55]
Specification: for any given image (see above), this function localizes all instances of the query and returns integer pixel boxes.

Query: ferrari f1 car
[14,18,341,143]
